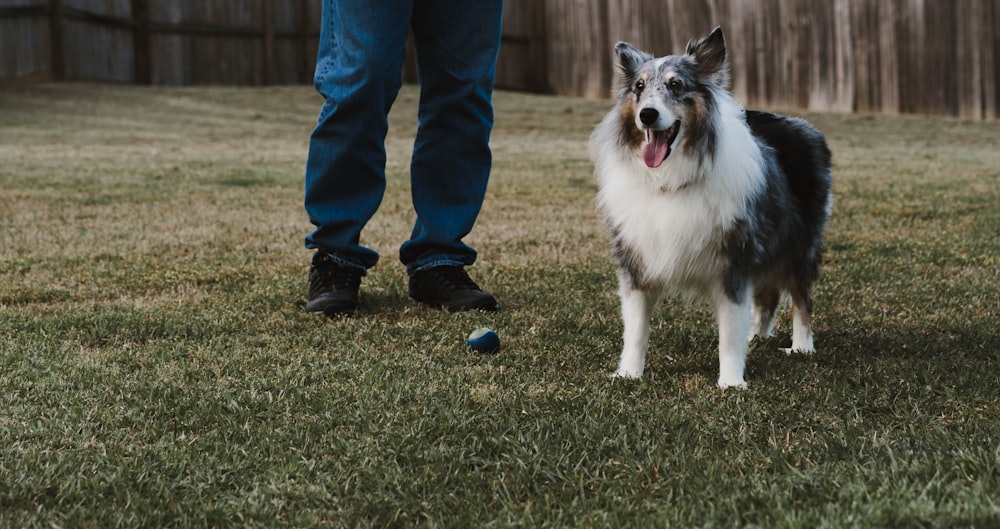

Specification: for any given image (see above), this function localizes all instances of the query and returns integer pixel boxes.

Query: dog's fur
[589,27,832,388]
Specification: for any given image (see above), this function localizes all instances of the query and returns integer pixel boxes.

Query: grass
[0,81,998,528]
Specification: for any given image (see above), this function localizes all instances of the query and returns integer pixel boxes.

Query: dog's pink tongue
[643,131,670,168]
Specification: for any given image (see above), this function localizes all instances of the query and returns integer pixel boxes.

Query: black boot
[306,253,363,316]
[409,265,499,312]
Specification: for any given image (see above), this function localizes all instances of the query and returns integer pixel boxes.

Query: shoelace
[311,257,362,292]
[425,266,481,295]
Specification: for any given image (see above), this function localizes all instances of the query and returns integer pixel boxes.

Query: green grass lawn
[1,82,998,528]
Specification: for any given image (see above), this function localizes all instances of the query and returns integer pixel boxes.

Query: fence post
[48,0,64,80]
[131,0,151,84]
[299,0,313,83]
[262,0,276,84]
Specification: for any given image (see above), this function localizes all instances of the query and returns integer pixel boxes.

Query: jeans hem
[406,259,468,276]
[315,251,369,275]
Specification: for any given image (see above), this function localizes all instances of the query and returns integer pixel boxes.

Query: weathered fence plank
[47,0,62,79]
[131,0,150,84]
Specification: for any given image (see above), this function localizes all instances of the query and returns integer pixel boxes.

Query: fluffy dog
[589,27,832,388]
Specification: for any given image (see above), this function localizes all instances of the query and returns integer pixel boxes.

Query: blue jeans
[304,0,504,275]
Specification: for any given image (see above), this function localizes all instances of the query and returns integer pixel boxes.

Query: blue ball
[467,327,500,354]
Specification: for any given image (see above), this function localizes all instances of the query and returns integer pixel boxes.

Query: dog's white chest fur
[594,108,765,295]
[602,174,727,291]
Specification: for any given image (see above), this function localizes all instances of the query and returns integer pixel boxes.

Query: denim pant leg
[304,0,413,271]
[399,1,504,275]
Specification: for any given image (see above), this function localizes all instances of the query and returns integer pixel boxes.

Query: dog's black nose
[639,108,659,126]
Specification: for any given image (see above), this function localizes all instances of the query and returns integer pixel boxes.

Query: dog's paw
[780,346,815,356]
[717,377,748,390]
[609,369,643,380]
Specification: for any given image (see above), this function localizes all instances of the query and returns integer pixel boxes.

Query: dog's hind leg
[749,286,780,341]
[717,292,752,389]
[783,283,815,354]
[613,278,660,379]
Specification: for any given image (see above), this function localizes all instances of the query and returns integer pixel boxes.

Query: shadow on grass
[816,323,999,389]
[625,317,1000,395]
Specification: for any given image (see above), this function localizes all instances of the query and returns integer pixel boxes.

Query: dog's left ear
[686,26,730,88]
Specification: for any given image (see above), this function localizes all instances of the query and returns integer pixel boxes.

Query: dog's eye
[634,79,645,93]
[668,78,684,93]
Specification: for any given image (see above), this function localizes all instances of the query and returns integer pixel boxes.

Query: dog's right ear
[615,42,653,84]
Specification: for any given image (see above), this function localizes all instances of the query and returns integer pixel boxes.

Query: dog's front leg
[716,292,752,389]
[613,276,659,379]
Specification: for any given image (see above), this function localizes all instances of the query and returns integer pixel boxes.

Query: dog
[589,27,832,388]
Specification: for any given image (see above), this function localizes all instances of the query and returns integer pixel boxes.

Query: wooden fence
[1,0,999,118]
[0,0,320,84]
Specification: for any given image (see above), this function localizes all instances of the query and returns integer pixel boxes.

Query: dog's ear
[615,42,653,84]
[686,27,730,88]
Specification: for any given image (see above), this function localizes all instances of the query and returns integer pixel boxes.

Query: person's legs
[399,0,504,275]
[304,0,414,272]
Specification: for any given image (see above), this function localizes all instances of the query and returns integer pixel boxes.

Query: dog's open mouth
[642,121,680,168]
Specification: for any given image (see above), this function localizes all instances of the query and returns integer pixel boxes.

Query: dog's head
[614,27,730,168]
